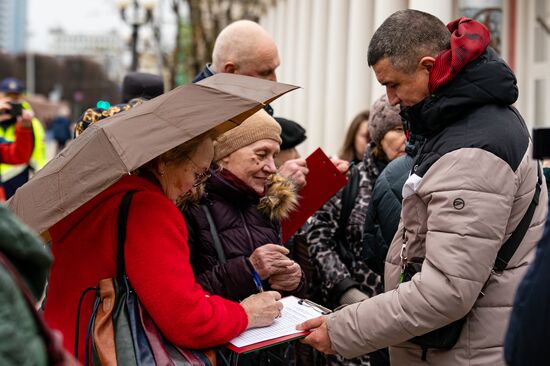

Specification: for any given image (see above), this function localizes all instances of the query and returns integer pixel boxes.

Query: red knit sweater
[44,175,248,362]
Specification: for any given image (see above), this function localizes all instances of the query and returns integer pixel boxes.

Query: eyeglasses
[186,157,211,187]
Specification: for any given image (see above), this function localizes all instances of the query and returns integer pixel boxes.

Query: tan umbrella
[8,74,298,236]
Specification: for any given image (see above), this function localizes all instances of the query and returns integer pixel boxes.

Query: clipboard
[281,148,348,243]
[226,296,331,354]
[226,332,309,354]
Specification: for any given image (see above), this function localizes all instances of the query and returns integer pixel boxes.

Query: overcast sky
[28,0,177,53]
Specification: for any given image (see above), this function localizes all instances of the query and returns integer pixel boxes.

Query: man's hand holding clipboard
[296,315,337,355]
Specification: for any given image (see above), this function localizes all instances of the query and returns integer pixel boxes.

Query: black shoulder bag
[330,165,362,304]
[403,166,543,361]
[335,164,360,268]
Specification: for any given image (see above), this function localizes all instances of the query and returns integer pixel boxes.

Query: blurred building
[48,28,125,82]
[0,0,27,53]
[262,0,550,156]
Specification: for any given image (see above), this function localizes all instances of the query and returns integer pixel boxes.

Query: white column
[272,0,286,61]
[260,4,276,37]
[292,0,312,156]
[345,0,375,127]
[306,0,329,154]
[408,0,453,23]
[514,0,538,127]
[281,0,299,118]
[271,0,288,117]
[373,0,408,29]
[324,0,350,156]
[514,0,529,124]
[370,0,408,106]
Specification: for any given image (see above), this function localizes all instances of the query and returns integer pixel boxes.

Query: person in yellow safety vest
[0,78,47,199]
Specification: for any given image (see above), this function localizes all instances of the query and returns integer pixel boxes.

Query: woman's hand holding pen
[241,291,283,329]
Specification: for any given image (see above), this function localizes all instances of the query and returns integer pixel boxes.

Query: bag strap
[201,204,226,264]
[116,190,139,281]
[75,286,98,359]
[334,164,360,269]
[493,165,543,272]
[339,164,360,230]
[76,190,138,360]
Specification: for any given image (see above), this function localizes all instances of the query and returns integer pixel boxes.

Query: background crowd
[0,7,549,366]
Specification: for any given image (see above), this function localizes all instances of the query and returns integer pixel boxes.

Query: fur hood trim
[257,174,298,221]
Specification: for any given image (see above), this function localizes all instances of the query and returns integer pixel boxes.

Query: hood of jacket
[402,47,518,138]
[205,168,298,222]
[257,173,298,221]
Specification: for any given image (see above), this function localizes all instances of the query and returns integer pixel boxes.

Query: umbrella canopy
[9,74,298,235]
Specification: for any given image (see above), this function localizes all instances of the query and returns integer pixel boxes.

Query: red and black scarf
[429,17,491,93]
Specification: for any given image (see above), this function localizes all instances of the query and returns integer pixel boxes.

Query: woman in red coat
[43,124,283,363]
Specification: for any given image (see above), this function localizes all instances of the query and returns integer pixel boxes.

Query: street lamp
[117,0,157,71]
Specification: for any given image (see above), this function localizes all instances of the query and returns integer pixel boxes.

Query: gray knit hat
[368,94,403,147]
[214,109,282,161]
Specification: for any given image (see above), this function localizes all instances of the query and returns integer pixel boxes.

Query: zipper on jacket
[399,227,408,285]
[410,138,427,174]
[239,211,255,248]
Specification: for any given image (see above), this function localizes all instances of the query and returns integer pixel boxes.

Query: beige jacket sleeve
[326,148,530,358]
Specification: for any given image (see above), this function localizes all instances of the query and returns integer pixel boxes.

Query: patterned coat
[306,145,385,366]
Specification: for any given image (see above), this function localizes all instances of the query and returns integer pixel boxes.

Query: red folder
[281,148,348,243]
[226,331,310,354]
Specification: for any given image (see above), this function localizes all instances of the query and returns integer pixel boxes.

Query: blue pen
[252,270,264,292]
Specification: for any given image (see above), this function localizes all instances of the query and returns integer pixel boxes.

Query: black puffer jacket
[183,168,303,301]
[362,136,423,277]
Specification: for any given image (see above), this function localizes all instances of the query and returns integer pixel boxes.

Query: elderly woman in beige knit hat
[182,109,304,365]
[182,109,304,299]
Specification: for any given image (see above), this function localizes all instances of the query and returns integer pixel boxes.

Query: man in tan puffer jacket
[299,10,547,366]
